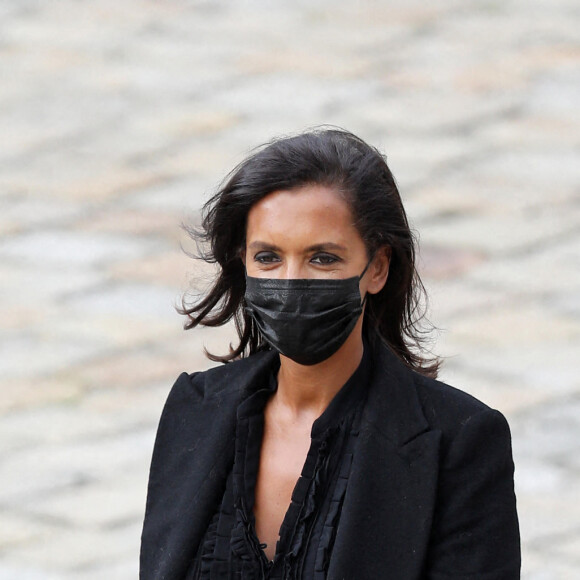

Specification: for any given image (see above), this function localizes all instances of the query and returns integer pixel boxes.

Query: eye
[254,251,281,264]
[310,253,341,266]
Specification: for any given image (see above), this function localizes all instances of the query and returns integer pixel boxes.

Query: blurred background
[1,1,579,578]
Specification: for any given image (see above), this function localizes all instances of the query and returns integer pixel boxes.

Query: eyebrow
[247,241,347,252]
[306,242,347,252]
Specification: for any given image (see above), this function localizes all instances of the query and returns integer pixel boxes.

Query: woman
[140,129,520,579]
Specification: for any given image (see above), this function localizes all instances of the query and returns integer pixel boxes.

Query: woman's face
[244,184,389,296]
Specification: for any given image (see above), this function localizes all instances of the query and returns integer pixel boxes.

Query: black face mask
[244,263,370,366]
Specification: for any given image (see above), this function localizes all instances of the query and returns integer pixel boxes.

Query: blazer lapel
[328,341,442,580]
[140,351,279,580]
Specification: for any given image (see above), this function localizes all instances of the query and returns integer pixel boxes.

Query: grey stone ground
[0,0,579,578]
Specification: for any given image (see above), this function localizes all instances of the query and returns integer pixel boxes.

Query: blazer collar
[363,335,431,448]
[234,337,431,450]
[327,338,441,579]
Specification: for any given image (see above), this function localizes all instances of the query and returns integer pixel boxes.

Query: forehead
[246,184,362,248]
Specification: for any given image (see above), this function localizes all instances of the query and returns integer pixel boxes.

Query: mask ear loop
[358,259,372,281]
[358,254,375,307]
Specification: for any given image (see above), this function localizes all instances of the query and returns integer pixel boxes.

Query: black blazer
[140,339,520,579]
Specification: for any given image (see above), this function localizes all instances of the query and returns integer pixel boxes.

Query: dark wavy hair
[180,128,440,377]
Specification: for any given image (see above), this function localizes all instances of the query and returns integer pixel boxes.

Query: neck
[274,321,365,421]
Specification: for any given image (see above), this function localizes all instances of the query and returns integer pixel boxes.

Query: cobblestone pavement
[1,1,579,578]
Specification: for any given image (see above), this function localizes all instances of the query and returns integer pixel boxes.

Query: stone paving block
[460,149,580,196]
[24,472,147,528]
[61,558,138,580]
[521,553,579,580]
[465,248,580,299]
[453,44,578,102]
[0,263,102,308]
[544,535,580,566]
[428,287,504,331]
[131,107,240,141]
[551,289,580,319]
[162,323,240,371]
[56,321,231,398]
[0,565,61,580]
[476,114,580,150]
[0,383,169,454]
[406,186,489,221]
[354,92,521,137]
[36,309,176,351]
[435,366,551,416]
[438,338,580,397]
[237,45,371,79]
[534,235,580,266]
[513,457,570,501]
[511,397,580,463]
[164,139,242,184]
[0,196,84,236]
[0,429,154,503]
[0,333,106,382]
[71,343,197,392]
[0,303,49,333]
[2,163,169,202]
[379,135,485,193]
[446,304,579,348]
[0,405,114,455]
[211,73,381,124]
[517,492,580,549]
[65,281,179,319]
[525,67,580,119]
[426,277,510,322]
[1,376,84,415]
[76,207,181,239]
[415,174,575,215]
[418,245,486,280]
[0,230,163,268]
[3,521,141,574]
[0,447,87,507]
[79,381,174,427]
[418,204,580,256]
[113,324,238,378]
[513,442,577,517]
[119,175,216,212]
[0,513,51,551]
[108,251,193,288]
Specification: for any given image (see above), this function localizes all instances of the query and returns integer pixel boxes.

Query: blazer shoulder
[166,348,279,405]
[411,372,509,439]
[365,339,508,447]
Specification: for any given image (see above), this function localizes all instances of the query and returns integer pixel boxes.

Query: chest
[190,390,371,578]
[253,419,312,560]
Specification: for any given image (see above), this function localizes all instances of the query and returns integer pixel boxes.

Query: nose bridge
[283,255,306,279]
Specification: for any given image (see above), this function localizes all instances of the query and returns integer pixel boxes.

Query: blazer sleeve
[427,408,521,579]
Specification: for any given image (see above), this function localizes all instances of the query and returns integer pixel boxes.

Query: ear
[366,246,391,295]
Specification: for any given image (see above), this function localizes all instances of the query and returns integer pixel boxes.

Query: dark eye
[311,253,341,265]
[254,251,281,264]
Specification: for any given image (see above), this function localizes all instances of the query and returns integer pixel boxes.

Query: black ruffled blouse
[187,348,371,579]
